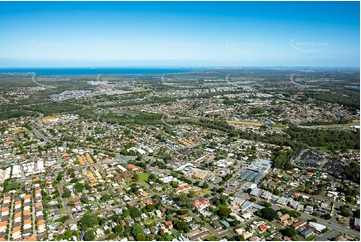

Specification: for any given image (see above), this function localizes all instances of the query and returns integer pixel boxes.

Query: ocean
[0,67,196,77]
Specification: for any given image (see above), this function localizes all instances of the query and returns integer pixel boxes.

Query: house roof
[300,228,313,237]
[24,210,31,216]
[0,222,7,227]
[1,208,8,213]
[165,221,173,226]
[259,224,267,231]
[250,187,260,196]
[12,226,20,232]
[25,236,37,241]
[309,222,326,232]
[24,219,32,225]
[292,219,307,228]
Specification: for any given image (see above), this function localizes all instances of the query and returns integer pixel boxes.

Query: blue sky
[0,1,359,67]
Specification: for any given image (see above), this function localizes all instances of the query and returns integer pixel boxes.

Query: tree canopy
[257,207,279,221]
[79,213,98,230]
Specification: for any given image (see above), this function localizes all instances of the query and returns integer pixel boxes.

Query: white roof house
[309,222,326,233]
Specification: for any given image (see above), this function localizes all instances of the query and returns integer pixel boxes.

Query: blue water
[0,67,196,77]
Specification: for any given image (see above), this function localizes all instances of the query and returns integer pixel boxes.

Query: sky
[0,1,359,67]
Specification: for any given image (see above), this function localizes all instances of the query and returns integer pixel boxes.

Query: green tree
[107,233,118,240]
[136,232,146,241]
[146,204,155,212]
[63,230,72,240]
[149,173,157,181]
[84,230,96,241]
[273,188,281,196]
[217,206,231,218]
[129,207,141,218]
[81,197,89,204]
[56,173,63,182]
[101,194,111,201]
[113,225,124,234]
[262,201,272,208]
[170,181,179,188]
[70,178,79,183]
[258,207,279,221]
[74,183,84,193]
[62,188,71,198]
[174,220,187,231]
[281,228,297,238]
[79,213,98,230]
[131,223,144,237]
[249,197,256,202]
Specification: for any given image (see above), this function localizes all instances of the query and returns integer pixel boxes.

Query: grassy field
[228,120,264,127]
[132,88,152,93]
[5,182,20,192]
[272,124,288,129]
[137,173,149,182]
[276,99,291,103]
[191,189,211,197]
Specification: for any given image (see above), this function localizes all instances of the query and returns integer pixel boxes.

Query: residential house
[165,221,173,230]
[279,214,290,224]
[213,221,222,230]
[194,198,210,209]
[300,228,314,238]
[291,219,307,230]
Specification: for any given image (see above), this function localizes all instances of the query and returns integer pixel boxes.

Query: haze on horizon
[0,1,359,68]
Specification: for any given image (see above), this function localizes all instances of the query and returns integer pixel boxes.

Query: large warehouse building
[239,159,273,182]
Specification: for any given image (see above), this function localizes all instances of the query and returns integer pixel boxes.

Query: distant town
[0,67,359,241]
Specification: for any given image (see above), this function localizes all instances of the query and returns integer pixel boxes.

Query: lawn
[144,217,160,225]
[190,189,211,197]
[5,182,20,191]
[306,235,316,241]
[137,173,149,182]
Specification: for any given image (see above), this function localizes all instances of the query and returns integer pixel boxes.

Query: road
[7,196,14,239]
[266,202,360,239]
[31,190,37,236]
[57,183,74,224]
[161,115,173,128]
[317,229,339,241]
[188,210,232,239]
